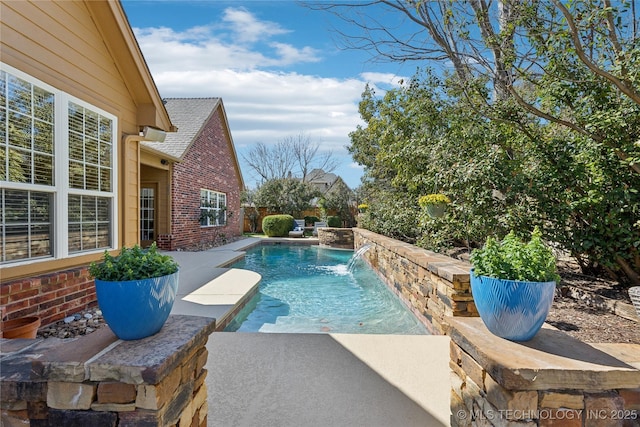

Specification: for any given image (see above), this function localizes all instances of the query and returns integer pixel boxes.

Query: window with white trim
[200,189,227,227]
[0,64,117,265]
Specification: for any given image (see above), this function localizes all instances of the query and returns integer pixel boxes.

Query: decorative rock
[38,307,106,339]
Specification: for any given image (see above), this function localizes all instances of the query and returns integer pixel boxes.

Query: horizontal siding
[1,1,138,133]
[1,0,150,280]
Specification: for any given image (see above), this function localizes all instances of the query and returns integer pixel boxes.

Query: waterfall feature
[346,244,372,273]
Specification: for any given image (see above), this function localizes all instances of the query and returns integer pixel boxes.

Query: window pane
[69,103,83,133]
[8,111,31,149]
[5,75,55,189]
[34,152,53,185]
[82,197,96,221]
[67,102,113,192]
[68,223,81,252]
[82,222,97,249]
[8,148,31,183]
[31,224,51,257]
[100,167,111,192]
[34,119,54,154]
[85,110,98,140]
[33,86,54,122]
[0,143,5,181]
[69,160,84,188]
[69,132,83,160]
[0,71,6,106]
[100,141,111,167]
[5,190,28,223]
[68,195,81,222]
[85,136,98,164]
[0,108,6,144]
[99,119,112,143]
[1,189,52,263]
[31,192,51,223]
[85,164,99,190]
[7,75,31,115]
[97,223,110,247]
[4,225,28,261]
[97,198,110,221]
[68,195,111,253]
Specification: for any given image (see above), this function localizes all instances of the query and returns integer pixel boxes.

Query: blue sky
[121,0,415,189]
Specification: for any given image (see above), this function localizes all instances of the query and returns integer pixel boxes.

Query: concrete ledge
[448,317,640,391]
[173,269,261,327]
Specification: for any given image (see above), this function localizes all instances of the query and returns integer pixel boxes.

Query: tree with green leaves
[254,178,320,218]
[311,0,640,284]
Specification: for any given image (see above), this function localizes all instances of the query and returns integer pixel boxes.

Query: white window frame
[200,189,227,227]
[0,63,118,266]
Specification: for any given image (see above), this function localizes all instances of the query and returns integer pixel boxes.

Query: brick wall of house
[168,107,243,250]
[0,267,96,334]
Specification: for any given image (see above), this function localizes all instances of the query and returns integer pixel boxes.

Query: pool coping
[168,237,321,330]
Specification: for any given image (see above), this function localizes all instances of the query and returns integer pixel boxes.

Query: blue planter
[470,270,556,341]
[95,271,179,340]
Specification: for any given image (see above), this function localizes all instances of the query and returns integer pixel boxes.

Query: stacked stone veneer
[353,228,640,427]
[1,266,96,334]
[318,228,354,250]
[1,315,214,426]
[449,318,640,427]
[353,228,476,334]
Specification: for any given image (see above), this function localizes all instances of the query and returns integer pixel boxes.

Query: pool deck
[166,237,452,427]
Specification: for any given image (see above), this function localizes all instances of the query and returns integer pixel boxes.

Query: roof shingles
[141,98,220,159]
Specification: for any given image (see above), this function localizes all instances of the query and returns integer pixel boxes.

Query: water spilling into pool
[224,245,428,334]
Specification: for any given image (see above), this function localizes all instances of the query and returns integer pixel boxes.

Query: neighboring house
[305,168,340,194]
[141,98,244,250]
[0,1,176,327]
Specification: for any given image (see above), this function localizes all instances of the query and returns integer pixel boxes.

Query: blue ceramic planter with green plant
[90,243,180,340]
[469,227,560,341]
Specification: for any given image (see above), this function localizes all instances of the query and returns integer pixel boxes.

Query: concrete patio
[166,237,452,426]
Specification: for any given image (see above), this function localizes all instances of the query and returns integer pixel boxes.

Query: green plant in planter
[89,242,179,281]
[470,227,560,283]
[469,227,560,341]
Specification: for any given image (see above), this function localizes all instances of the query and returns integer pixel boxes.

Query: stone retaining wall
[318,228,354,250]
[0,315,214,426]
[352,228,640,427]
[449,317,640,427]
[353,228,476,335]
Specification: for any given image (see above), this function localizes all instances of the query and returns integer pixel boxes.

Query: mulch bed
[546,266,640,344]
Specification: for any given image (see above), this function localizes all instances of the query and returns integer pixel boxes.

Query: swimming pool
[224,245,429,334]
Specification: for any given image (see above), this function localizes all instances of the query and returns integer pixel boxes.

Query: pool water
[224,245,428,334]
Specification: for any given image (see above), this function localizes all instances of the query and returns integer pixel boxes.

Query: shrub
[470,227,560,283]
[327,216,342,227]
[262,214,294,237]
[304,216,320,226]
[89,242,179,281]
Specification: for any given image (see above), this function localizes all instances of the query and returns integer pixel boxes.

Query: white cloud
[221,7,289,43]
[132,7,373,188]
[360,72,408,88]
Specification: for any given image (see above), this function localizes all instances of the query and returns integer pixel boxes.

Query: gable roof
[306,168,339,190]
[142,98,220,159]
[142,97,245,188]
[87,1,174,132]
